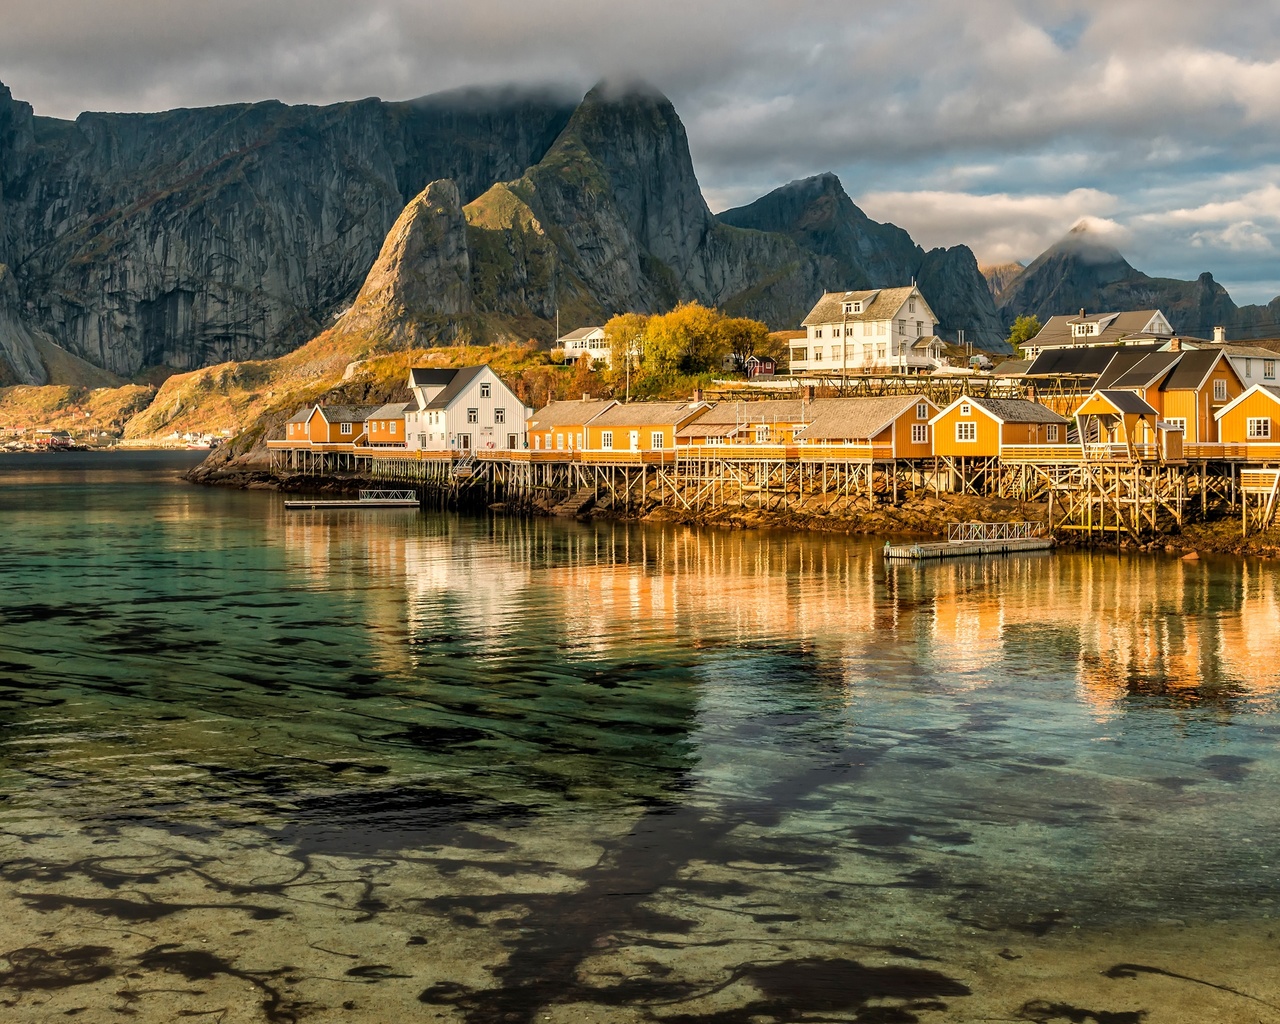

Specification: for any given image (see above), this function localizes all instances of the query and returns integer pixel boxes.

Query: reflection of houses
[403,366,531,453]
[789,286,943,374]
[557,326,611,368]
[528,398,617,452]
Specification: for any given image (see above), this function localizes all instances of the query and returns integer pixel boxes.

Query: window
[845,327,854,337]
[418,433,427,447]
[813,347,823,361]
[576,433,584,449]
[1248,417,1272,439]
[556,433,564,450]
[1268,361,1276,379]
[793,347,808,361]
[544,433,552,447]
[876,344,886,359]
[916,320,923,336]
[467,408,479,423]
[877,322,887,336]
[390,421,397,434]
[815,328,823,338]
[494,408,506,424]
[916,402,929,419]
[897,319,906,334]
[1164,418,1186,433]
[755,425,771,443]
[956,422,977,442]
[340,422,353,435]
[602,430,614,449]
[832,345,842,360]
[911,423,929,444]
[651,431,665,450]
[1246,358,1253,378]
[909,298,916,313]
[960,402,971,416]
[1214,379,1228,401]
[1047,424,1059,443]
[480,383,491,398]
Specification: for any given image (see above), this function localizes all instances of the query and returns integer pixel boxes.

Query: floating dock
[285,489,419,510]
[884,521,1052,560]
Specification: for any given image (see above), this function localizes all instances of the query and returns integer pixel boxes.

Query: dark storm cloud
[5,0,1280,301]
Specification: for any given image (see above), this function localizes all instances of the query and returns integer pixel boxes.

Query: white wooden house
[789,286,943,374]
[403,366,532,453]
[557,326,612,368]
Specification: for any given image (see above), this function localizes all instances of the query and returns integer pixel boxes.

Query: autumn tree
[715,317,771,372]
[1007,314,1042,357]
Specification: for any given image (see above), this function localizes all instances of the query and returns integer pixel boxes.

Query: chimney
[1214,325,1226,343]
[1079,308,1086,318]
[582,393,589,401]
[1168,337,1181,352]
[692,388,703,403]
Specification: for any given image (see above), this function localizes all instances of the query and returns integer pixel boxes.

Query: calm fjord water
[1,452,1278,1023]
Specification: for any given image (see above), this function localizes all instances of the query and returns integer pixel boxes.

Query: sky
[4,0,1280,302]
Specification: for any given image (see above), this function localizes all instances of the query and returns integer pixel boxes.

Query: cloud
[854,189,1120,265]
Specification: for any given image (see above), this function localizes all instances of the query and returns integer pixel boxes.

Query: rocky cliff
[716,174,1007,349]
[998,223,1280,339]
[0,264,48,384]
[0,81,575,377]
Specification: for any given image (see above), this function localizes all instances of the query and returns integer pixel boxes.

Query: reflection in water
[1,453,1279,1022]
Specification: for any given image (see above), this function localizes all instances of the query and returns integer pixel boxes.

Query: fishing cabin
[677,399,813,446]
[366,403,410,448]
[931,397,1070,458]
[529,398,618,452]
[1215,385,1280,456]
[583,402,709,454]
[794,396,940,458]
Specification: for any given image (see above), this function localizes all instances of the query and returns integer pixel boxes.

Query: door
[458,434,471,450]
[629,430,640,451]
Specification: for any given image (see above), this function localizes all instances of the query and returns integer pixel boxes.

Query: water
[1,452,1279,1023]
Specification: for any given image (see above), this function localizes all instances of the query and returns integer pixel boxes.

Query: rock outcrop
[0,264,48,384]
[717,173,1007,349]
[334,179,472,346]
[981,262,1025,298]
[998,223,1280,339]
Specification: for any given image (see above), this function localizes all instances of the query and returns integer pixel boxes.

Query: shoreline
[187,459,1280,560]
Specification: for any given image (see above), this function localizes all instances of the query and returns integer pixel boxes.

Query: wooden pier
[884,522,1052,560]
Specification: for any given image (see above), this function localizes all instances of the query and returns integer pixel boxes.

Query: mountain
[1,78,1010,377]
[717,173,1006,348]
[998,223,1280,339]
[0,80,575,377]
[980,262,1024,298]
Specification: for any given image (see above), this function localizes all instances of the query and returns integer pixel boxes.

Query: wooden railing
[948,521,1042,542]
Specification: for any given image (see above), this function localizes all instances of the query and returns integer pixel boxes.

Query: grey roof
[528,398,617,429]
[992,358,1033,376]
[422,366,488,410]
[287,405,312,424]
[801,286,927,327]
[1214,344,1279,358]
[676,420,743,439]
[968,397,1068,424]
[691,399,811,424]
[1030,310,1171,349]
[1092,390,1159,416]
[369,402,411,420]
[1026,344,1163,377]
[590,402,706,428]
[557,326,604,342]
[795,396,925,441]
[1162,349,1225,392]
[319,405,379,424]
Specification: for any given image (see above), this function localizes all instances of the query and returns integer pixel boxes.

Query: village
[265,285,1280,543]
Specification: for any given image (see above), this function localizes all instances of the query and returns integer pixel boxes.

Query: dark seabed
[1,451,1278,1023]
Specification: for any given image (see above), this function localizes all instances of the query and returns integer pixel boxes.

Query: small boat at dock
[284,488,419,510]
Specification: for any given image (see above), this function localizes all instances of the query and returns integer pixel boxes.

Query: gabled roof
[422,366,488,410]
[796,396,928,441]
[369,402,411,420]
[676,420,742,439]
[1030,310,1171,350]
[801,286,931,327]
[528,398,617,429]
[691,400,811,425]
[590,402,707,427]
[1214,383,1280,420]
[1081,390,1159,416]
[409,367,461,387]
[287,406,312,424]
[932,396,1067,425]
[318,405,379,424]
[1025,344,1164,378]
[1161,349,1228,392]
[557,326,604,342]
[992,358,1033,377]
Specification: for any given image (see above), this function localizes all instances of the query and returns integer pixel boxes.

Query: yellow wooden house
[285,404,378,445]
[794,396,940,457]
[528,398,618,453]
[1215,384,1280,449]
[584,402,709,453]
[366,403,410,447]
[1092,348,1243,443]
[930,397,1070,459]
[677,399,813,446]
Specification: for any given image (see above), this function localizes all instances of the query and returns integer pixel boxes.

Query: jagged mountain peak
[1038,219,1131,268]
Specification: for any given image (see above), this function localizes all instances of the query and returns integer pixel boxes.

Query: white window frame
[467,408,479,423]
[1214,379,1228,401]
[960,402,971,416]
[601,430,614,450]
[494,408,505,423]
[813,347,823,361]
[916,402,928,419]
[1164,418,1186,433]
[650,431,665,450]
[755,425,771,443]
[340,422,353,435]
[956,421,977,443]
[1248,417,1272,440]
[911,423,928,444]
[1046,424,1059,443]
[1267,360,1276,380]
[556,433,564,450]
[390,421,397,435]
[480,383,491,398]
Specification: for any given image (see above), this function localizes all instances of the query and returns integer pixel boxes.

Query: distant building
[557,327,611,368]
[1023,309,1174,357]
[789,286,943,374]
[403,366,531,453]
[744,355,777,378]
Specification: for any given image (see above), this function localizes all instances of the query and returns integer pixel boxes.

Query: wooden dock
[884,522,1052,560]
[285,489,419,511]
